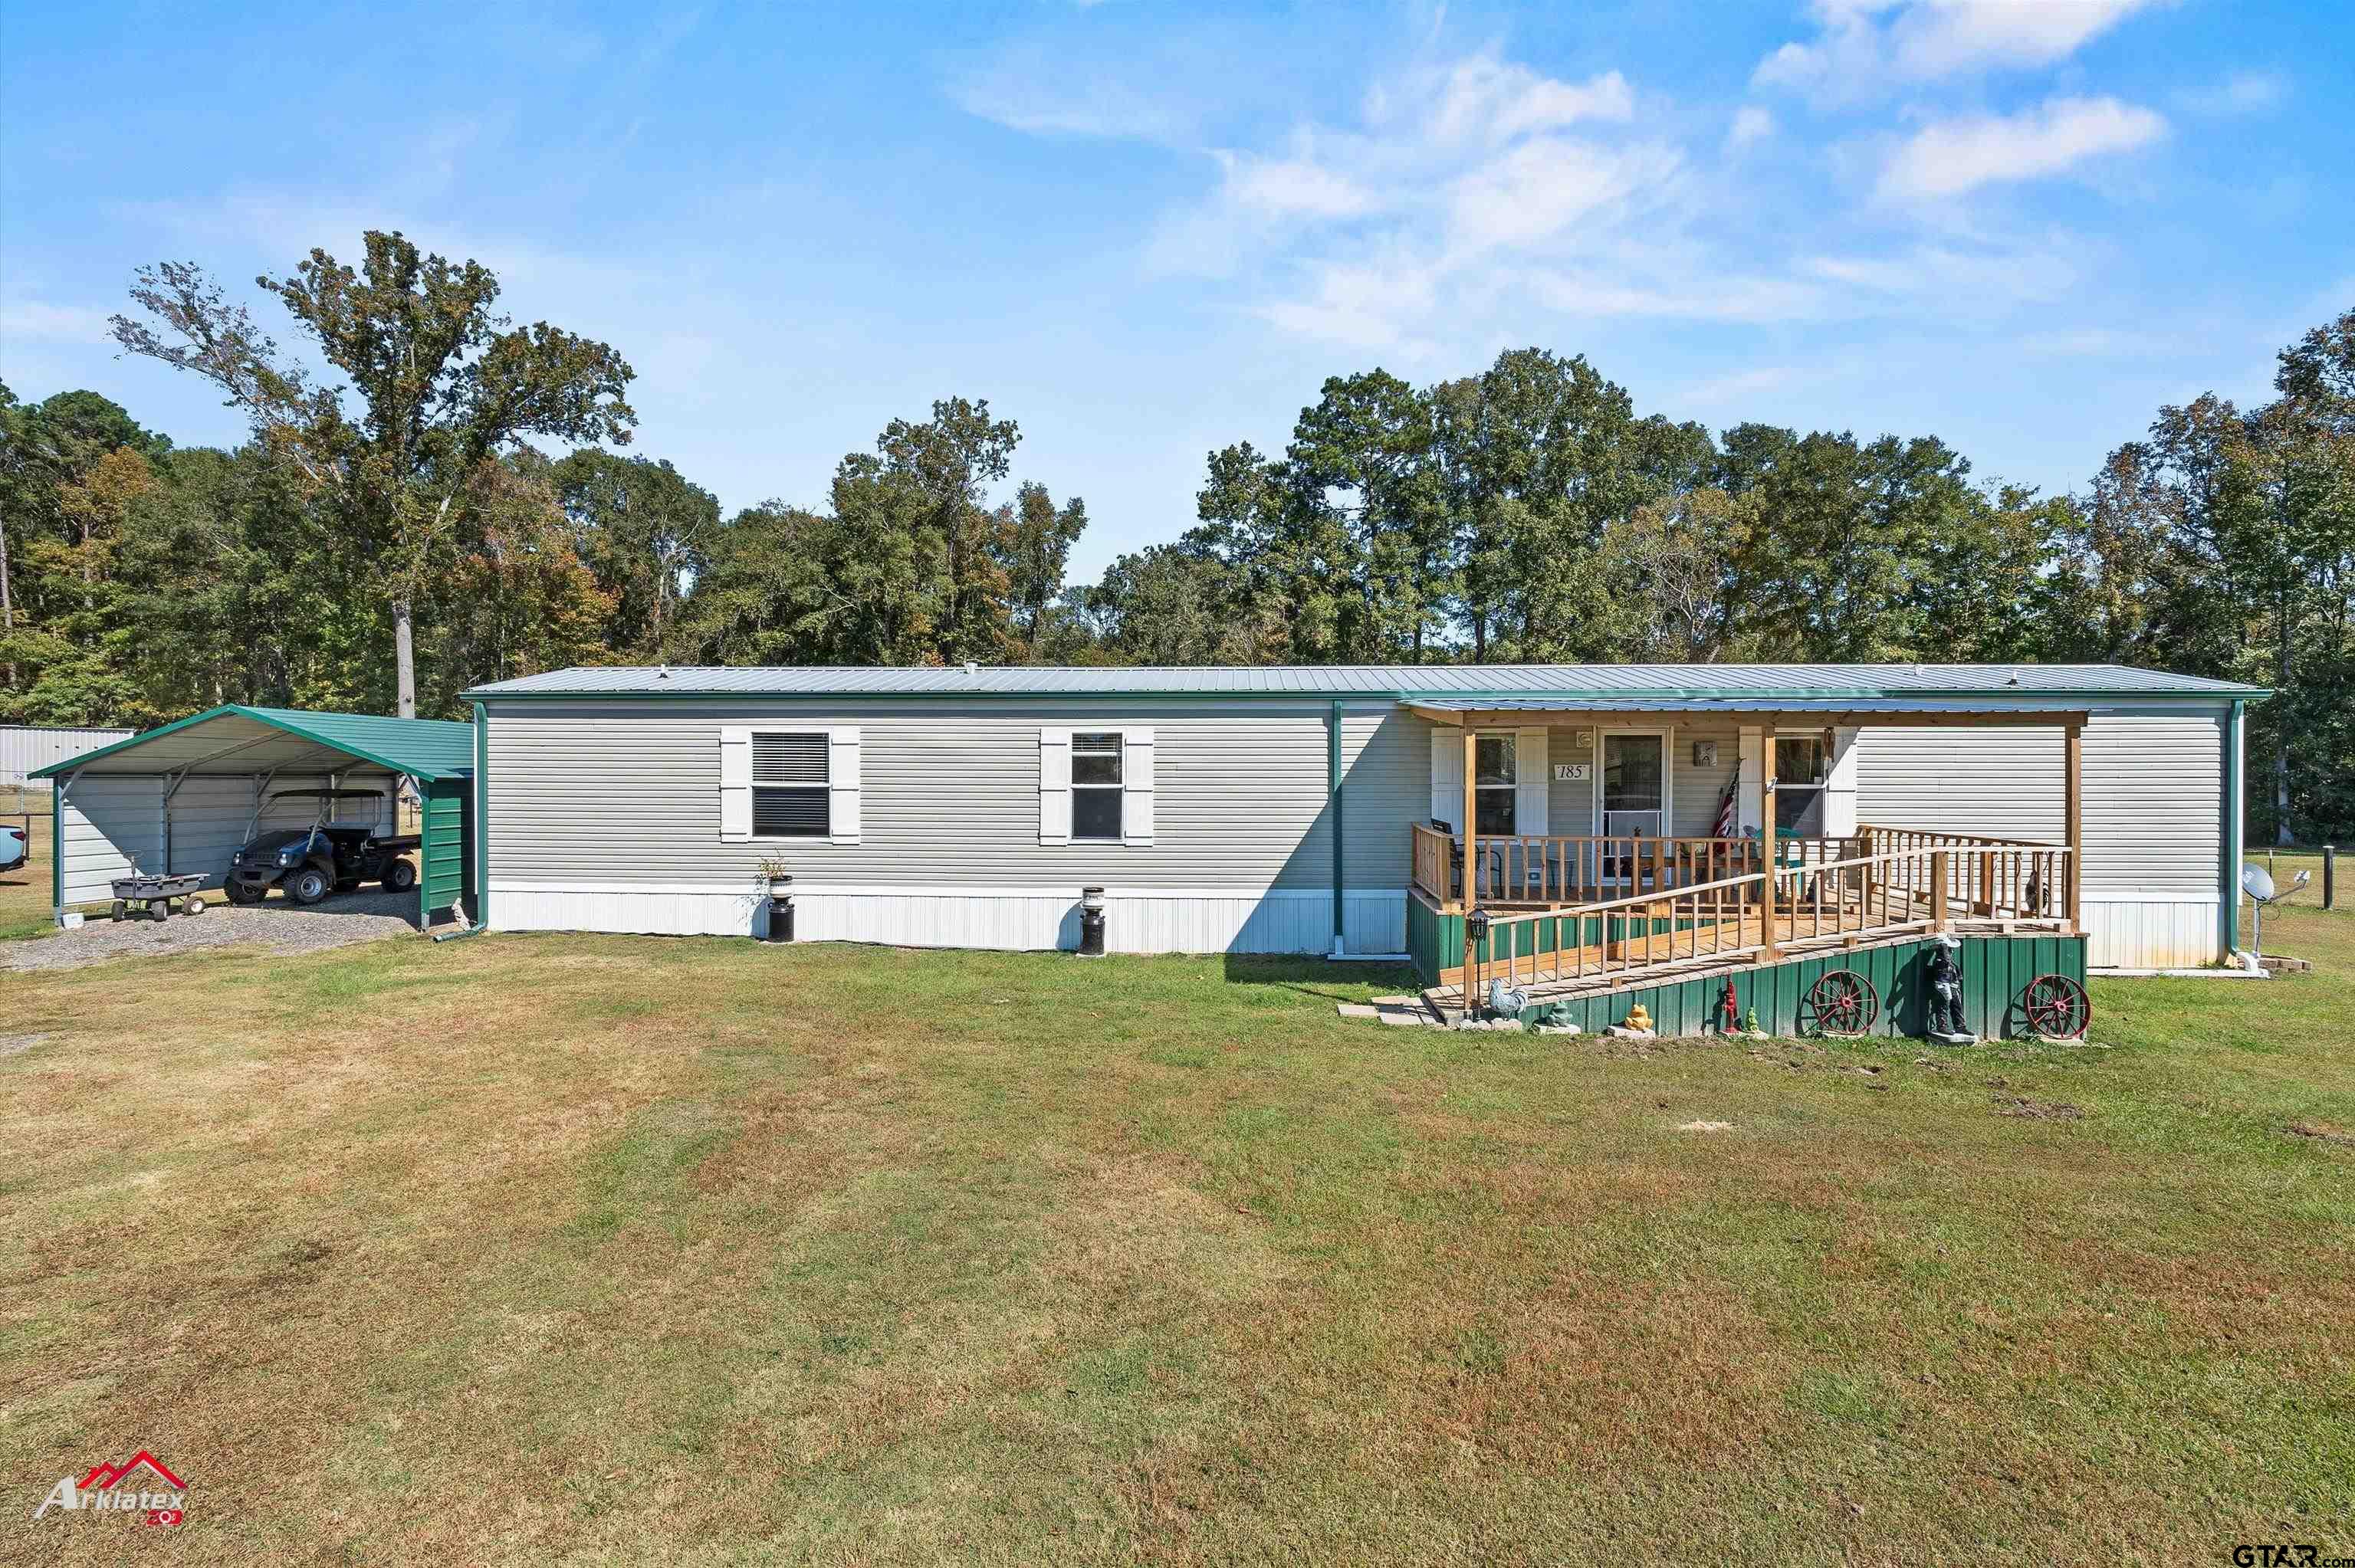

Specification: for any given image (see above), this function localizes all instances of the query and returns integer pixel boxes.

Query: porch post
[2064,720,2084,933]
[1760,727,1779,960]
[1461,720,1480,1002]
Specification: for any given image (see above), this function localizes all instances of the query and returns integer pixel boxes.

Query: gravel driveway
[5,888,422,973]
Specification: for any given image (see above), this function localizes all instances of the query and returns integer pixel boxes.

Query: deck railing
[1410,827,1777,907]
[1455,841,2074,1003]
[1412,830,1892,909]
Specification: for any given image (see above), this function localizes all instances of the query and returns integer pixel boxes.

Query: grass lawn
[0,812,52,941]
[2,889,2350,1563]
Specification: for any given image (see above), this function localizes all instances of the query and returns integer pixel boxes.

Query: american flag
[1713,782,1738,838]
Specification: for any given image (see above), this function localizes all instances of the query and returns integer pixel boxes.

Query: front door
[1600,733,1666,881]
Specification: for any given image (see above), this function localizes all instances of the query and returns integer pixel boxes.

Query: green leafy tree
[999,481,1089,657]
[111,231,636,715]
[550,451,718,661]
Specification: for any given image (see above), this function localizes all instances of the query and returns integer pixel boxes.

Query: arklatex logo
[33,1450,186,1527]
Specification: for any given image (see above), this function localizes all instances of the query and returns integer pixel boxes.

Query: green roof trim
[463,661,2269,704]
[28,705,478,781]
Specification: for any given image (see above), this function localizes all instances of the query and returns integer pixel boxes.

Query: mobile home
[464,664,2261,986]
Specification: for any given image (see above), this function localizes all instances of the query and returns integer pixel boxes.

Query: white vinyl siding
[494,701,1330,891]
[1852,708,2227,899]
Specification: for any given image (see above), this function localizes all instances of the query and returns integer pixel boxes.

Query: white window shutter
[1430,728,1464,832]
[1122,727,1155,846]
[828,727,861,844]
[1039,729,1072,845]
[1516,727,1549,835]
[718,727,752,841]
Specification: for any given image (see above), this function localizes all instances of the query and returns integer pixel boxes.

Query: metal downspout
[474,702,490,933]
[2223,699,2245,956]
[1329,700,1345,959]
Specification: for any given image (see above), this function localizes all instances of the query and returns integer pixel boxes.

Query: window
[1773,735,1828,834]
[753,731,829,838]
[1474,734,1517,835]
[1072,732,1123,840]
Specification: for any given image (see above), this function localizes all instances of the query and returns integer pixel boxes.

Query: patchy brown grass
[1,914,2351,1565]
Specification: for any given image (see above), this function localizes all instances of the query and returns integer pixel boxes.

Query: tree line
[0,231,2346,841]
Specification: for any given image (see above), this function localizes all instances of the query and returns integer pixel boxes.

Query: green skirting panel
[1495,934,2087,1040]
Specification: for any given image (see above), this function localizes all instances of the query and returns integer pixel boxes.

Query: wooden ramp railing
[1444,841,2074,1004]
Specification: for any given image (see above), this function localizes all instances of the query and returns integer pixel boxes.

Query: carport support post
[51,775,64,923]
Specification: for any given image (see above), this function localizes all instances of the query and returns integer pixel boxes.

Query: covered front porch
[1400,697,2086,1019]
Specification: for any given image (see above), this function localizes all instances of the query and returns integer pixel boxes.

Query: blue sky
[3,0,2347,580]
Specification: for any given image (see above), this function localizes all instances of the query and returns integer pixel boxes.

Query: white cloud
[1214,149,1379,219]
[1726,106,1775,151]
[1443,137,1679,257]
[1527,270,1828,323]
[2173,70,2287,116]
[1421,59,1634,144]
[1805,240,2084,304]
[1877,96,2166,199]
[1756,0,2166,103]
[0,300,117,344]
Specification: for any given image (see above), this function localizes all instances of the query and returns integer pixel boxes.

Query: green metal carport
[31,705,477,930]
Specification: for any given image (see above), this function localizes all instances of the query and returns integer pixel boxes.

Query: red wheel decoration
[2021,973,2091,1040]
[1805,969,1879,1038]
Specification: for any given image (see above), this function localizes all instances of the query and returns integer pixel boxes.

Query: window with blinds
[1072,731,1123,841]
[753,731,829,838]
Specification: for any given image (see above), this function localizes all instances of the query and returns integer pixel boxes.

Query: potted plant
[754,855,795,943]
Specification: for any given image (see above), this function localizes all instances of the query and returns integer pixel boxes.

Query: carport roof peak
[30,705,475,782]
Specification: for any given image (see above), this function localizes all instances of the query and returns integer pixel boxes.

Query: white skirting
[487,881,1409,956]
[2081,896,2222,969]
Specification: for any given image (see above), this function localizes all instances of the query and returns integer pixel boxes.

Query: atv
[224,788,420,906]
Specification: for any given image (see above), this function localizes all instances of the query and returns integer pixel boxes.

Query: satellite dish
[2242,863,2275,900]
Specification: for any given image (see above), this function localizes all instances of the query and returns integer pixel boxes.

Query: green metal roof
[29,705,477,781]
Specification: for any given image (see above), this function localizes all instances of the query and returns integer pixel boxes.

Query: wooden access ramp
[1426,925,2087,1039]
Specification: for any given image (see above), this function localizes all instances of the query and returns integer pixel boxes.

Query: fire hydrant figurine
[1926,934,1974,1043]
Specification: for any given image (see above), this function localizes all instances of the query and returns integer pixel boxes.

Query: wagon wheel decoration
[1803,969,1879,1038]
[2019,973,2091,1040]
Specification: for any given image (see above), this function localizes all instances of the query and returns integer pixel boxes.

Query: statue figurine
[1925,935,1973,1042]
[1717,979,1740,1034]
[1623,1001,1654,1035]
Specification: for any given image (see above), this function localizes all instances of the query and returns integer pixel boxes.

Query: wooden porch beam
[1401,707,2091,730]
[1760,724,1779,961]
[1461,718,1481,1009]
